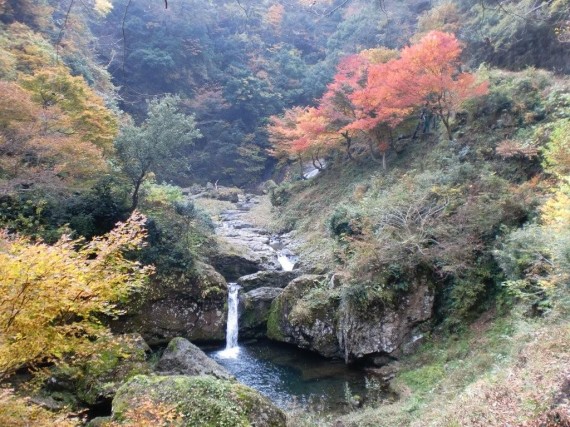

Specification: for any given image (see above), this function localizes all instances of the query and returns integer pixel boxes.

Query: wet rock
[267,275,342,358]
[237,270,299,292]
[113,262,227,345]
[210,252,265,282]
[337,282,434,363]
[239,287,284,338]
[156,337,232,380]
[111,375,287,427]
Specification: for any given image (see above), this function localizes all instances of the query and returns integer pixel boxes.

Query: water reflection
[209,341,381,412]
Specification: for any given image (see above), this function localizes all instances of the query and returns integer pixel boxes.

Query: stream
[203,192,387,413]
[209,341,383,412]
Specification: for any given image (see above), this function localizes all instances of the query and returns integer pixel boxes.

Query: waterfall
[218,283,240,358]
[277,253,295,272]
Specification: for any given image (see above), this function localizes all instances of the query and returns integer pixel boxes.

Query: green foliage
[543,119,570,176]
[114,95,201,208]
[328,205,363,238]
[48,335,151,406]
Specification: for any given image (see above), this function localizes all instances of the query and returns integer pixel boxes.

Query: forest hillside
[0,0,569,426]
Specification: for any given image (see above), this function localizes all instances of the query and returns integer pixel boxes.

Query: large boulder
[337,281,434,364]
[239,287,284,338]
[113,262,227,345]
[110,375,287,427]
[156,337,232,380]
[267,274,435,363]
[237,270,299,292]
[267,275,342,358]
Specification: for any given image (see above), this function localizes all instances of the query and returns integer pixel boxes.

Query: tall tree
[114,95,201,209]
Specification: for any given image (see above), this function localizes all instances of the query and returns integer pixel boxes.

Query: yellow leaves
[542,180,570,230]
[0,212,152,378]
[0,69,117,191]
[0,388,80,427]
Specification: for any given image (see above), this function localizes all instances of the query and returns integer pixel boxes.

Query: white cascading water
[277,253,295,271]
[218,283,240,359]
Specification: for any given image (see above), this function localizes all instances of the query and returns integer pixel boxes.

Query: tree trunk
[341,131,355,161]
[131,175,144,210]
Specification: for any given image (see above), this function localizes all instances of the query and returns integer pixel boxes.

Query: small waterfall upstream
[217,283,240,359]
[277,253,295,272]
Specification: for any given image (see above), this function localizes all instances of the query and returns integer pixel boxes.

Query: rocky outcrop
[267,275,434,363]
[337,282,434,363]
[110,375,287,427]
[113,262,227,345]
[210,252,264,282]
[239,287,284,338]
[237,270,298,292]
[267,275,342,358]
[156,337,232,380]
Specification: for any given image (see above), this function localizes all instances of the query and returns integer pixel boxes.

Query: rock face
[239,287,284,338]
[210,252,267,282]
[237,270,299,292]
[111,375,287,427]
[267,275,434,363]
[114,262,227,345]
[267,275,343,358]
[337,282,434,363]
[156,337,232,380]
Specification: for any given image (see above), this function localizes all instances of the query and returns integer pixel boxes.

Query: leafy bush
[0,212,152,379]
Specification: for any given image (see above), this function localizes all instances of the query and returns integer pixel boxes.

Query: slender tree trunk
[131,174,144,210]
[341,131,355,161]
[441,115,452,140]
[311,154,324,171]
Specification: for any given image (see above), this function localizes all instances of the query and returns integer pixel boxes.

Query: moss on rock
[111,375,286,427]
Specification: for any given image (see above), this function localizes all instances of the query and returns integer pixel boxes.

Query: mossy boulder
[337,281,434,363]
[266,275,342,358]
[111,375,287,427]
[239,287,284,338]
[114,262,227,345]
[156,337,232,380]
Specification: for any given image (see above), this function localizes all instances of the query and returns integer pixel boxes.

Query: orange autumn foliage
[267,31,489,167]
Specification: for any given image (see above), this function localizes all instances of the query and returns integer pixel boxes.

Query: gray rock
[239,287,284,338]
[156,337,232,380]
[237,270,299,292]
[267,275,342,358]
[113,262,227,345]
[337,282,434,363]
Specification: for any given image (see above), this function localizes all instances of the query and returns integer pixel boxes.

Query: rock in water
[156,337,232,380]
[239,287,284,338]
[111,375,287,427]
